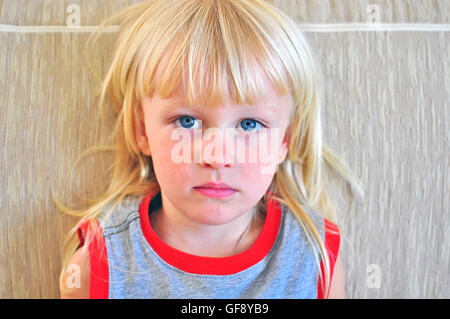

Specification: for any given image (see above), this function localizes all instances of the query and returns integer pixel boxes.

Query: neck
[149,198,265,257]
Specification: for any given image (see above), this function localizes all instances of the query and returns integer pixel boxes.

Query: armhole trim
[317,218,341,299]
[77,219,109,299]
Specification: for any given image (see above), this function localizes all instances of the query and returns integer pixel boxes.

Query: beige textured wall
[0,0,448,298]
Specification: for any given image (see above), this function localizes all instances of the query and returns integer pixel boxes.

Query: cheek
[238,161,276,193]
[235,134,281,193]
[241,131,284,171]
[148,131,194,189]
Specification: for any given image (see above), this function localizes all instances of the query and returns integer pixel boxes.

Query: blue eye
[239,119,263,132]
[173,116,264,132]
[174,116,200,129]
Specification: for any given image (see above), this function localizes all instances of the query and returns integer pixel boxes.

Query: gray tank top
[77,190,339,299]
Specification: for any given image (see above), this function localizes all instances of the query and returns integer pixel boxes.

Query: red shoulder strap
[317,218,341,299]
[77,219,109,299]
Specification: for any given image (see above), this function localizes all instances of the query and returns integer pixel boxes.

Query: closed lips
[195,183,236,190]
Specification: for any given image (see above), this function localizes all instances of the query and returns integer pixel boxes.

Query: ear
[134,115,151,156]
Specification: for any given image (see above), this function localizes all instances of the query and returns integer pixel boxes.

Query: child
[57,0,363,299]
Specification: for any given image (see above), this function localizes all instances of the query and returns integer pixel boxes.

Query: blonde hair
[54,0,364,297]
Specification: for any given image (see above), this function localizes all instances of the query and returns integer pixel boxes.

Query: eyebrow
[154,94,291,126]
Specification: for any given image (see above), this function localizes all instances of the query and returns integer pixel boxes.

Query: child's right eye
[173,116,201,129]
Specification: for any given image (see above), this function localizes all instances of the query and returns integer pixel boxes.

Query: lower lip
[193,187,237,198]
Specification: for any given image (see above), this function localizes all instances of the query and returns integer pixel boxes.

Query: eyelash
[172,115,267,132]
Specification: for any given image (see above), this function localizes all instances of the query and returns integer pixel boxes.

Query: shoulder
[280,202,331,241]
[278,202,341,264]
[279,202,343,298]
[281,203,341,261]
[60,247,90,299]
[327,249,346,298]
[63,195,144,299]
[96,195,144,229]
[75,195,144,243]
[283,202,340,242]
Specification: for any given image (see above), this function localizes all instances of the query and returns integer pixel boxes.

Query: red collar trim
[138,190,282,275]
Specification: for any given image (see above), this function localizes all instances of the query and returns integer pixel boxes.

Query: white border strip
[298,23,450,32]
[0,24,119,33]
[0,23,449,34]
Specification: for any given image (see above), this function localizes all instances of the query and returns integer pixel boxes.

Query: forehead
[149,40,293,109]
[155,62,291,109]
[149,86,292,116]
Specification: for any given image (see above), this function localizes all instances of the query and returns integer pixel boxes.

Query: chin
[183,203,246,226]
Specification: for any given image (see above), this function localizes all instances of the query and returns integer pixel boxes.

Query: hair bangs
[134,0,291,109]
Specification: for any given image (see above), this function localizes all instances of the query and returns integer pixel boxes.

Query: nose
[200,159,232,169]
[197,127,235,169]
